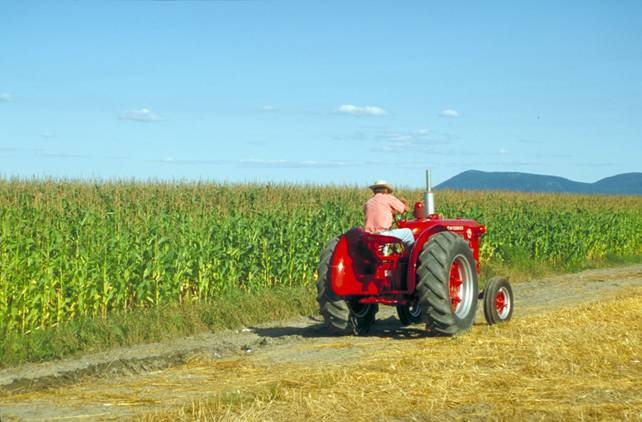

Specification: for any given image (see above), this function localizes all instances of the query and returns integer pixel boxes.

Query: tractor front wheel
[396,300,423,326]
[416,231,478,335]
[483,277,513,324]
[348,300,378,335]
[316,237,377,335]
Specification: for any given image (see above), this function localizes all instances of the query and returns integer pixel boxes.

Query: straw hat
[369,180,394,192]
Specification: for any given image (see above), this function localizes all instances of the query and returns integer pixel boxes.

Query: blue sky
[1,1,641,188]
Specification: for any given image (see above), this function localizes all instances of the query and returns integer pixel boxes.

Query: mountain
[435,170,642,195]
[592,173,642,195]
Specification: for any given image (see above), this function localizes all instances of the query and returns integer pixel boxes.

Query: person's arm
[389,195,408,214]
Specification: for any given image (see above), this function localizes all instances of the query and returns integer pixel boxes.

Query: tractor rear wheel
[416,231,478,335]
[316,237,377,335]
[396,301,423,326]
[483,277,513,324]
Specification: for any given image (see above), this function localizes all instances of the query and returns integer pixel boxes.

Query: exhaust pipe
[414,170,436,219]
[424,170,435,215]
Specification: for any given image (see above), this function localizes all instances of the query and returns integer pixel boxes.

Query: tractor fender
[329,228,379,296]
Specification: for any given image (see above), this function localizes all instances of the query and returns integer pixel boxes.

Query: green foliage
[0,178,641,346]
[0,286,317,366]
[435,190,642,268]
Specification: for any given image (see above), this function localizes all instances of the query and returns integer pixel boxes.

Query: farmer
[364,180,415,247]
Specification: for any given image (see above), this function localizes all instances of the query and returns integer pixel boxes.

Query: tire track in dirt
[1,264,641,421]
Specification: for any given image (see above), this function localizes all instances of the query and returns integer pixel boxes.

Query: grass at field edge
[1,255,640,368]
[0,286,319,368]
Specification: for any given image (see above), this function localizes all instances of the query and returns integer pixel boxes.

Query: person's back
[364,192,405,233]
[363,180,414,247]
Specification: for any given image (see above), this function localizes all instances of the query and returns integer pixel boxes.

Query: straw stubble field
[0,265,640,421]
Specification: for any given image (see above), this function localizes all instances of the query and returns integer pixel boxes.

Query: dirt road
[1,264,641,421]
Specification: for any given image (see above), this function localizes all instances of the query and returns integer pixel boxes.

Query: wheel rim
[409,304,422,318]
[449,254,474,318]
[495,286,511,319]
[350,302,371,318]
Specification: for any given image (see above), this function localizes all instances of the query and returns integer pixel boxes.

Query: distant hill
[435,170,642,195]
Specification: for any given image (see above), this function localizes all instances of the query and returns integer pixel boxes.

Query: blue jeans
[378,228,415,248]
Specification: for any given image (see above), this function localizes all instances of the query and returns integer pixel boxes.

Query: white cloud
[118,107,163,122]
[337,104,387,116]
[0,93,15,102]
[36,151,90,159]
[154,157,227,165]
[499,148,510,155]
[344,127,450,154]
[241,158,349,168]
[260,105,277,112]
[439,109,459,118]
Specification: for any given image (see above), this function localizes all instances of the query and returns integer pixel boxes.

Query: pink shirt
[364,193,407,233]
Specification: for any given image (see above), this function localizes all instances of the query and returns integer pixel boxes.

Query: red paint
[329,215,486,306]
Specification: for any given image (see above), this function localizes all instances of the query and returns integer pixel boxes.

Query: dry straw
[140,288,642,421]
[5,288,638,421]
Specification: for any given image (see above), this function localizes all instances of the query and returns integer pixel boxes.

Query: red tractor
[316,172,513,335]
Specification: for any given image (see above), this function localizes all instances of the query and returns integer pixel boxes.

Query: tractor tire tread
[316,237,353,332]
[416,231,478,336]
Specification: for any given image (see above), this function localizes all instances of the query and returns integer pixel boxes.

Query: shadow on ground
[252,315,433,340]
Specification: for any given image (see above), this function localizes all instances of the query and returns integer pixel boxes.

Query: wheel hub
[495,287,511,318]
[448,254,475,319]
[449,262,463,311]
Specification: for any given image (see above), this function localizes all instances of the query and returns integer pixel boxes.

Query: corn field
[1,179,641,336]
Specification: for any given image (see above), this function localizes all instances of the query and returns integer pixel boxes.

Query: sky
[1,1,641,189]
